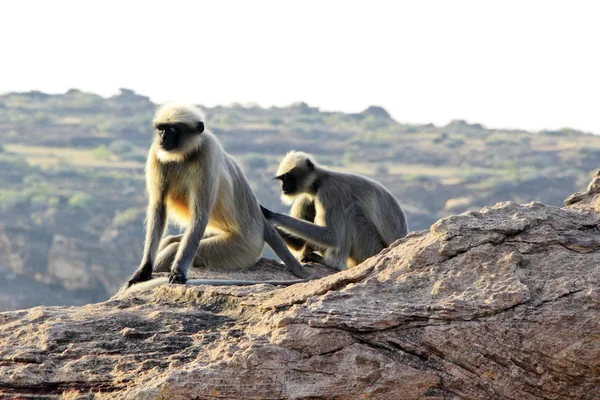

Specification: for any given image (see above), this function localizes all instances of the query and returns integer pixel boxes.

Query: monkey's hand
[168,271,187,284]
[260,205,274,220]
[126,262,153,288]
[301,252,324,264]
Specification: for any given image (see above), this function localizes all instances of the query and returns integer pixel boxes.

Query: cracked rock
[1,178,600,399]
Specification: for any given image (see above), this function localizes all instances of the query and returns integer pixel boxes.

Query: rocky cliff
[1,173,599,399]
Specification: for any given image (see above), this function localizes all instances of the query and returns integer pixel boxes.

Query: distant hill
[0,88,598,311]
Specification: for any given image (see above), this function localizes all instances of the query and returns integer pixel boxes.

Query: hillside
[0,88,598,310]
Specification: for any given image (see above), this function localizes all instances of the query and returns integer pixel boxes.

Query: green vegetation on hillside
[0,88,597,308]
[1,88,597,229]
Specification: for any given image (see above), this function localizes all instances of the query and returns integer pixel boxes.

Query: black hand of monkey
[260,205,273,219]
[126,262,153,287]
[301,252,324,264]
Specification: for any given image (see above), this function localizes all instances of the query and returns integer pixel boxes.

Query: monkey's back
[320,170,408,245]
[210,154,264,239]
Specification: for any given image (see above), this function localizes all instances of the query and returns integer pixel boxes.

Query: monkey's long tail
[262,217,315,279]
[120,276,310,294]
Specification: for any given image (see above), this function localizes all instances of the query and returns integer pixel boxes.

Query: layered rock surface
[1,174,600,399]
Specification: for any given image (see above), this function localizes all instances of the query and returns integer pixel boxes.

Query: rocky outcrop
[564,169,600,213]
[1,176,599,399]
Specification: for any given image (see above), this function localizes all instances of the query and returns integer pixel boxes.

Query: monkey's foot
[126,264,153,288]
[168,272,187,284]
[301,252,324,264]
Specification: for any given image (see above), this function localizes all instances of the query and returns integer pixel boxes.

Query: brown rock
[1,179,600,399]
[564,169,600,212]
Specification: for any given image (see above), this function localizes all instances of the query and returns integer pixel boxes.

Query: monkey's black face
[158,125,181,151]
[277,172,297,195]
[155,122,204,152]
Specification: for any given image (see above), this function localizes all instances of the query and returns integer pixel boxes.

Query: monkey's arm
[276,227,307,250]
[277,230,323,263]
[263,195,316,250]
[289,196,321,259]
[127,200,167,286]
[262,206,337,248]
[262,218,315,279]
[282,195,317,249]
[169,175,216,284]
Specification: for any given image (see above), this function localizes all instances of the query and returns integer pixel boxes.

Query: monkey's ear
[306,159,314,171]
[197,121,205,133]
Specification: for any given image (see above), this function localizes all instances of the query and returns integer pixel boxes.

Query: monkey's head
[152,104,205,162]
[275,151,317,204]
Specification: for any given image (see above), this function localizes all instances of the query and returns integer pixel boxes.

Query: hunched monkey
[261,151,408,270]
[124,104,313,291]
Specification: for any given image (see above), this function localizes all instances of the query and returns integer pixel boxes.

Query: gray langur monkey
[261,151,408,271]
[124,104,313,292]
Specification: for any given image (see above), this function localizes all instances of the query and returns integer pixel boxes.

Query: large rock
[1,176,599,399]
[564,169,600,213]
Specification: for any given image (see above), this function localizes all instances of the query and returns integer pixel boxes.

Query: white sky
[1,0,599,133]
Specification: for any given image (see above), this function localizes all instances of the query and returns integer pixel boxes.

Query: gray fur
[125,105,312,291]
[267,151,408,270]
[276,194,321,261]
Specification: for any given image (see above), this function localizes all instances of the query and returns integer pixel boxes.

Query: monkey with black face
[124,105,313,291]
[261,151,408,270]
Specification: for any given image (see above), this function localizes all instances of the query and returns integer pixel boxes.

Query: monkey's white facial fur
[276,151,317,204]
[280,192,297,206]
[153,104,206,163]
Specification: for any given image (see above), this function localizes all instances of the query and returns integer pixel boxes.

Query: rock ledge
[1,175,600,399]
